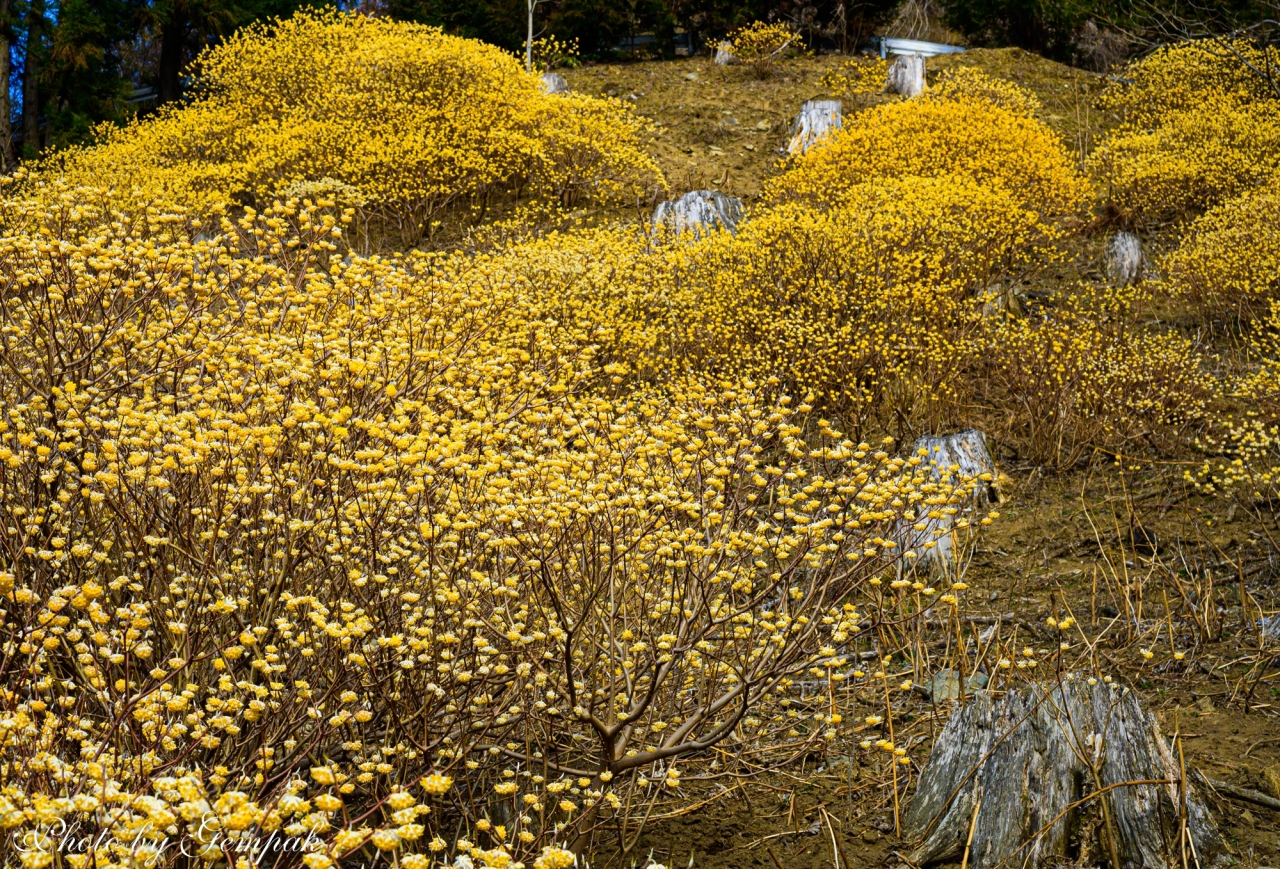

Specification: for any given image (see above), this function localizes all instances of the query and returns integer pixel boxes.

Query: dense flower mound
[920,67,1043,117]
[39,10,663,241]
[978,289,1214,468]
[647,174,1056,426]
[1091,39,1280,223]
[1164,177,1280,320]
[0,181,992,868]
[763,95,1086,218]
[1194,297,1280,502]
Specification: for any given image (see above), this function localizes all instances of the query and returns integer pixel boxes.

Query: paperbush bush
[1091,40,1280,222]
[0,179,991,869]
[763,95,1086,219]
[40,11,663,245]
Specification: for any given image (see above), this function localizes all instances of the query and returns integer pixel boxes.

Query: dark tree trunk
[20,0,41,155]
[158,13,188,105]
[0,0,13,168]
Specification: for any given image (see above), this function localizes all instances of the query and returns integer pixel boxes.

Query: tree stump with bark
[1106,232,1144,286]
[905,677,1228,868]
[887,54,926,97]
[652,190,745,239]
[785,99,842,156]
[540,72,569,95]
[978,282,1023,318]
[900,429,1000,573]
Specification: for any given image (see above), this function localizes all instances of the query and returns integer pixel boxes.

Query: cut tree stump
[887,54,926,97]
[900,429,999,573]
[1106,232,1143,286]
[978,282,1023,318]
[1261,613,1280,642]
[540,72,569,95]
[785,99,842,156]
[714,41,737,65]
[905,677,1229,868]
[913,429,1000,507]
[652,190,745,239]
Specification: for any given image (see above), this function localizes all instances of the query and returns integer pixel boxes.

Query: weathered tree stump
[1261,613,1280,642]
[1105,231,1144,286]
[887,54,926,97]
[652,190,745,239]
[978,282,1023,318]
[540,72,570,95]
[714,41,737,65]
[913,429,1001,507]
[905,677,1228,868]
[785,99,843,156]
[900,429,999,573]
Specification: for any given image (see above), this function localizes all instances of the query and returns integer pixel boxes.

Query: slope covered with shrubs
[3,19,1280,869]
[39,11,663,245]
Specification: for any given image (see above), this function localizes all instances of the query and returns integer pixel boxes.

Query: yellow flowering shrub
[2,21,1237,863]
[1099,39,1280,127]
[0,179,989,867]
[529,35,580,71]
[820,56,889,95]
[645,175,1060,429]
[921,66,1042,117]
[1194,302,1280,504]
[978,289,1214,468]
[1234,308,1280,419]
[40,10,662,245]
[1091,39,1280,222]
[729,21,803,78]
[1164,177,1280,320]
[764,97,1087,218]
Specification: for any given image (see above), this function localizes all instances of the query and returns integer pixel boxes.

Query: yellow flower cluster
[1165,176,1280,320]
[977,289,1214,468]
[1091,39,1280,222]
[0,174,988,865]
[820,56,889,95]
[529,35,580,72]
[729,21,803,77]
[644,175,1057,429]
[1193,298,1280,501]
[38,10,662,245]
[763,95,1086,218]
[920,66,1043,117]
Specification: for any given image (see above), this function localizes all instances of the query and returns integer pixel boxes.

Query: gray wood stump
[714,41,737,65]
[540,72,570,95]
[887,54,926,97]
[1106,232,1144,286]
[900,429,999,573]
[652,190,745,239]
[1261,613,1280,642]
[905,677,1228,868]
[785,99,843,157]
[979,282,1023,318]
